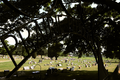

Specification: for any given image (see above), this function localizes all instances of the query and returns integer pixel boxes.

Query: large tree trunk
[98,52,108,80]
[97,43,108,80]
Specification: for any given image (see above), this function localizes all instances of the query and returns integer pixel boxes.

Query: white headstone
[58,68,63,70]
[23,66,30,70]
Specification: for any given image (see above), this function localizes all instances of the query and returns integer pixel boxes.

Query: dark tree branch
[59,0,72,17]
[2,0,30,17]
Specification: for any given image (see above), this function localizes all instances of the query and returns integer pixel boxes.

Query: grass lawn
[0,56,119,80]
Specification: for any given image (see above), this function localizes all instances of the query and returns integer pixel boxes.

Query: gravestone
[59,64,62,66]
[65,59,68,63]
[32,71,40,74]
[50,61,52,64]
[39,59,42,63]
[58,68,63,70]
[71,62,73,65]
[95,63,97,66]
[23,66,30,70]
[33,61,36,64]
[30,65,35,69]
[28,61,32,64]
[70,67,74,71]
[56,63,62,66]
[85,64,88,68]
[66,66,71,69]
[92,64,95,66]
[78,65,81,69]
[88,64,91,67]
[47,64,49,66]
[4,70,9,76]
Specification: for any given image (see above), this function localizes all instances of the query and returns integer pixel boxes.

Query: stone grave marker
[71,62,73,65]
[66,66,71,69]
[59,63,62,66]
[28,61,32,64]
[23,66,30,70]
[70,66,75,71]
[85,64,88,68]
[65,59,68,63]
[78,65,81,69]
[58,68,63,70]
[30,65,35,69]
[56,63,62,66]
[38,59,42,63]
[4,70,9,76]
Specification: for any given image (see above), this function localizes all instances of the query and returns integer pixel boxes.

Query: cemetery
[1,0,120,80]
[0,55,120,80]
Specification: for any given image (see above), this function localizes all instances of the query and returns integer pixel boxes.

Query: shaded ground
[0,70,99,80]
[1,67,120,80]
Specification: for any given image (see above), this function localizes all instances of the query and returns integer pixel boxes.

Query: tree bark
[41,55,42,59]
[55,56,58,60]
[97,42,108,80]
[98,51,108,80]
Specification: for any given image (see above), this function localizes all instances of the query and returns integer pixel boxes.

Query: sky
[6,29,29,45]
[116,0,120,2]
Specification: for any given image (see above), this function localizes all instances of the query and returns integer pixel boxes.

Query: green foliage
[48,42,63,59]
[32,52,37,59]
[0,40,10,55]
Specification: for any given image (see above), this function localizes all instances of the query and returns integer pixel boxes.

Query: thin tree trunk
[55,57,58,60]
[41,55,42,59]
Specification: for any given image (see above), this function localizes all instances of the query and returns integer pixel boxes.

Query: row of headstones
[0,55,24,59]
[23,65,36,70]
[0,56,10,59]
[37,57,97,65]
[24,60,38,70]
[12,55,24,59]
[44,63,97,71]
[25,59,97,71]
[27,59,97,69]
[57,63,97,71]
[28,60,37,64]
[58,58,97,64]
[42,59,98,68]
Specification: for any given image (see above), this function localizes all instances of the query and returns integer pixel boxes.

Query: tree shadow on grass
[0,70,99,80]
[2,69,120,80]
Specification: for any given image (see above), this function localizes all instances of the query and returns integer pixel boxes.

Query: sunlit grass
[0,56,119,80]
[0,56,119,72]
